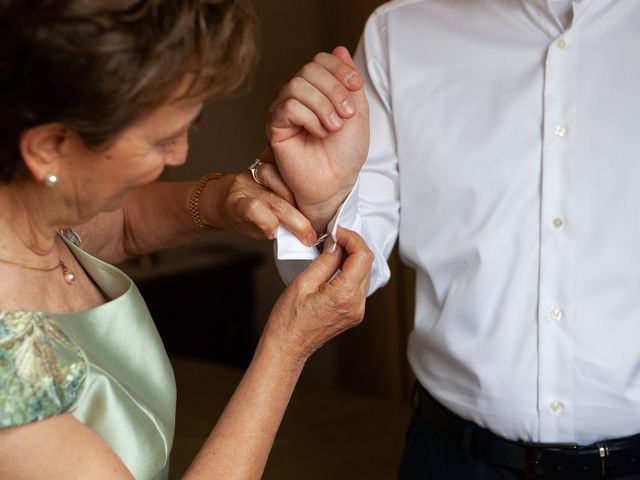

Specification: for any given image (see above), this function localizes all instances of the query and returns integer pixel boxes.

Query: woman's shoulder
[0,310,87,429]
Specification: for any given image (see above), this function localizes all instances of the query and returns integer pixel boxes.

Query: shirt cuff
[275,226,318,260]
[276,179,361,260]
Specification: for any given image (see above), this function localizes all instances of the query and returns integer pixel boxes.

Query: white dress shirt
[549,0,574,28]
[276,0,640,445]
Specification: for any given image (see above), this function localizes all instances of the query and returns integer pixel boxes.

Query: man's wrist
[299,189,352,235]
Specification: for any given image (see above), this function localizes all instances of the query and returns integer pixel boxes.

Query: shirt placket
[537,29,576,441]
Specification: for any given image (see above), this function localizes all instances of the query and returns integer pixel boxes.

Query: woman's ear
[18,123,70,184]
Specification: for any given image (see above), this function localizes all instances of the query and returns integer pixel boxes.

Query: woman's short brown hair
[0,0,258,182]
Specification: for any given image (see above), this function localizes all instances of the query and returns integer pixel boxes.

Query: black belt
[415,384,640,479]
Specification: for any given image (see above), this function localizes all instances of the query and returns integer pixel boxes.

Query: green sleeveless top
[0,239,176,480]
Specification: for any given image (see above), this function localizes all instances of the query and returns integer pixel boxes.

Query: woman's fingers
[252,162,296,206]
[336,226,373,263]
[229,172,316,244]
[296,228,372,299]
[293,242,343,294]
[232,195,279,239]
[264,193,316,245]
[308,229,373,332]
[258,146,275,164]
[325,228,373,293]
[263,228,372,364]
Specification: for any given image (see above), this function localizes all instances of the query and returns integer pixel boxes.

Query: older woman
[0,1,371,479]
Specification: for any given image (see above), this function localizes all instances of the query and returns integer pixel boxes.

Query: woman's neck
[0,180,64,264]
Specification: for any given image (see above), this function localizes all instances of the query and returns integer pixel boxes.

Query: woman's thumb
[297,240,342,291]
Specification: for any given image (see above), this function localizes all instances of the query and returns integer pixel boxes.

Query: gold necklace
[0,256,76,284]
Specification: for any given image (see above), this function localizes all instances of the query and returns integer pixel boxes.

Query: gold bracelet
[189,172,224,229]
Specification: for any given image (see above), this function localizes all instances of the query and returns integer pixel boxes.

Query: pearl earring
[44,174,58,187]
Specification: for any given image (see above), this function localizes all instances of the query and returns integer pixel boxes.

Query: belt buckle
[597,444,610,479]
[522,441,578,479]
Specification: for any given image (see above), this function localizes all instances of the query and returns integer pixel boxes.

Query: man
[263,1,640,478]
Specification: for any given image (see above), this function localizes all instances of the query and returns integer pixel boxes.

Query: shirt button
[555,125,568,138]
[550,401,564,413]
[552,217,564,229]
[549,307,564,321]
[557,38,567,49]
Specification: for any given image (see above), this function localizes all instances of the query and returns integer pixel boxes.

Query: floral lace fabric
[0,310,86,428]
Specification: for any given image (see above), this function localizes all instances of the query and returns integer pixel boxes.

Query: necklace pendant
[60,260,76,285]
[63,271,76,284]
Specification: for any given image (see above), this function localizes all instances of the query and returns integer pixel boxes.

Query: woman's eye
[157,133,186,149]
[161,139,179,149]
[191,112,203,129]
[155,115,200,150]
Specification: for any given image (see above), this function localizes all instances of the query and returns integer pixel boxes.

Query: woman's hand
[199,165,319,246]
[266,46,370,235]
[262,227,374,365]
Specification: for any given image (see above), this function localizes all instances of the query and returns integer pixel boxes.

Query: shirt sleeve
[275,9,400,295]
[0,310,87,429]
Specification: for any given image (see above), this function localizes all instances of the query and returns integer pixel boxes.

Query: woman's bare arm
[75,172,316,264]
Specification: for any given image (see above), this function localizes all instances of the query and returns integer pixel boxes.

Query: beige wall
[163,0,397,393]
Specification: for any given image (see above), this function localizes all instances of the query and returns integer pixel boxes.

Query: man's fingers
[315,48,363,91]
[268,97,329,140]
[298,61,357,119]
[267,47,365,143]
[330,47,369,115]
[278,77,344,132]
[331,46,354,64]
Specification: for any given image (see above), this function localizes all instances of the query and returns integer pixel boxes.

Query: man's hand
[266,46,369,234]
